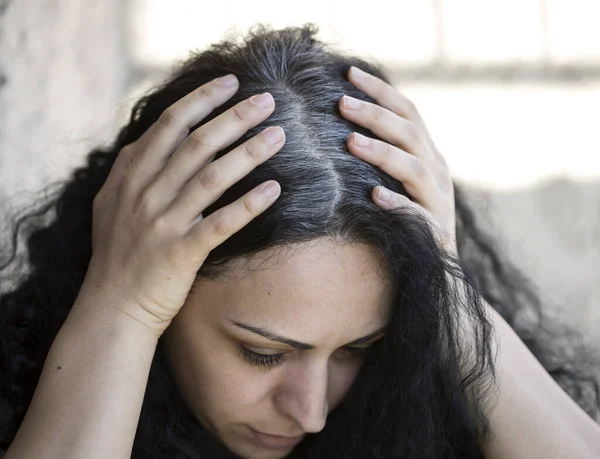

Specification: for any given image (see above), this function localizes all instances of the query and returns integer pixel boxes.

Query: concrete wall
[465,180,600,348]
[0,0,129,204]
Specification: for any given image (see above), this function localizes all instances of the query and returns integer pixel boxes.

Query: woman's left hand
[339,66,457,255]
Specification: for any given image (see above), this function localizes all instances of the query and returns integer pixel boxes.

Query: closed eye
[237,337,382,371]
[238,344,284,370]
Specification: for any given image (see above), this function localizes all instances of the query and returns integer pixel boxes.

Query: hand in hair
[79,74,285,338]
[340,66,457,255]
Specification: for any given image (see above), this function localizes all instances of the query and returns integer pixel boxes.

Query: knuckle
[119,146,138,169]
[403,121,420,142]
[410,156,428,179]
[120,143,135,158]
[379,143,395,166]
[149,214,169,236]
[242,194,260,216]
[118,174,138,199]
[244,138,264,161]
[157,106,182,128]
[196,83,217,100]
[231,103,250,123]
[133,188,156,218]
[372,104,385,121]
[188,127,211,149]
[210,215,231,237]
[197,165,222,189]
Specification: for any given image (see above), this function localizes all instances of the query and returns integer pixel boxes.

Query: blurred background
[0,0,599,347]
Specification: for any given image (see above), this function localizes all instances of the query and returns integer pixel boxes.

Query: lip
[248,427,304,450]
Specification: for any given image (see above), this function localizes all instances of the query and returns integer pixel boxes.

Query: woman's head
[3,22,598,459]
[164,239,394,458]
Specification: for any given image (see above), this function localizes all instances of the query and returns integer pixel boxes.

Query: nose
[274,359,329,433]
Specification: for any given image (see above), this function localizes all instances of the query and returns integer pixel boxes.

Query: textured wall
[463,180,600,350]
[0,0,129,205]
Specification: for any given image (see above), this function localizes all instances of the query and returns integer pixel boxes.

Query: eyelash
[237,345,285,370]
[237,344,372,371]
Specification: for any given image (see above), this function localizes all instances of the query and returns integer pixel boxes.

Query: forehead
[196,238,394,345]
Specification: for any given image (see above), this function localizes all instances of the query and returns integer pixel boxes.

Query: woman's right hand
[79,74,285,338]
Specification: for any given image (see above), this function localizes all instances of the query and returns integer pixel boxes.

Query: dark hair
[1,23,599,458]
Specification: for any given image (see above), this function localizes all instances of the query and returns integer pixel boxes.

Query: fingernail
[216,74,238,86]
[262,181,280,199]
[263,126,284,145]
[251,93,274,108]
[350,66,368,79]
[343,95,362,110]
[352,132,370,147]
[376,186,391,202]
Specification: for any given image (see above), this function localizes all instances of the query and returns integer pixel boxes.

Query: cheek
[191,342,277,427]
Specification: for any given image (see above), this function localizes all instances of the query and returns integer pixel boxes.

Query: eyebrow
[229,319,387,350]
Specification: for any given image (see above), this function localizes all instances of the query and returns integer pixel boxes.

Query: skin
[162,238,395,459]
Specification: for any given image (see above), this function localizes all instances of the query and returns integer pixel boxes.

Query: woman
[1,24,599,458]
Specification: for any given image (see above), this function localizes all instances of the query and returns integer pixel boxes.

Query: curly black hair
[1,23,599,459]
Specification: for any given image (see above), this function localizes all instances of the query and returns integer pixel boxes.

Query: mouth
[248,427,305,450]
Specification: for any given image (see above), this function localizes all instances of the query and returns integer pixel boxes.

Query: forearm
[5,291,159,459]
[481,303,600,459]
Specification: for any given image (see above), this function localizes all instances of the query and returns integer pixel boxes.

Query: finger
[373,184,450,237]
[346,66,443,164]
[372,185,413,211]
[166,125,285,227]
[346,66,431,142]
[372,185,435,225]
[126,74,240,191]
[149,92,276,209]
[372,185,446,239]
[99,122,157,196]
[348,133,441,209]
[185,180,281,259]
[340,94,435,166]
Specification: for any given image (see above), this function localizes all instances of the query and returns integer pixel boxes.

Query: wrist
[72,273,169,341]
[65,288,163,345]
